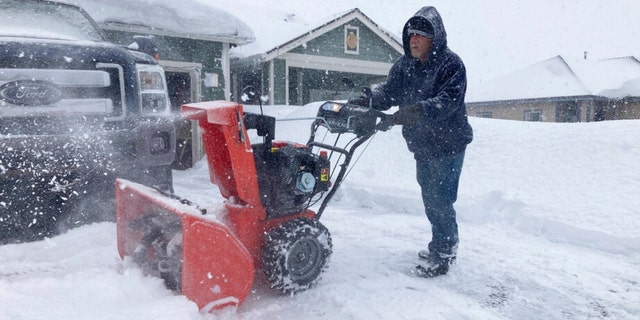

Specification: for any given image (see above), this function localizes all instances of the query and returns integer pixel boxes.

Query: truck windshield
[0,0,104,41]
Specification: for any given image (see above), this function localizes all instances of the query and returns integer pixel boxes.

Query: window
[524,110,542,121]
[476,111,493,118]
[344,25,359,55]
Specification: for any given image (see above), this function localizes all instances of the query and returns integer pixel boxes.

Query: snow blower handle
[345,87,394,133]
[316,101,393,137]
[345,86,371,108]
[372,109,394,132]
[357,87,394,132]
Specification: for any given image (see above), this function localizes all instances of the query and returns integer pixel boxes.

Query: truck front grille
[0,65,126,135]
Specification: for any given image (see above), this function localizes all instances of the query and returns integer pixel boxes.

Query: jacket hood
[402,6,447,58]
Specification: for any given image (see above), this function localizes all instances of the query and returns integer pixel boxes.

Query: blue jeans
[416,151,465,258]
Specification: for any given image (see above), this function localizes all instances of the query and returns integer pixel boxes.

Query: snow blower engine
[251,131,331,219]
[115,100,387,312]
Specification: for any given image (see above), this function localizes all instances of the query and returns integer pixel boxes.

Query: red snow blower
[116,100,388,312]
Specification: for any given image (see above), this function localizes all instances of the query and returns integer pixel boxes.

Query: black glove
[392,104,422,126]
[347,95,370,107]
[375,116,394,132]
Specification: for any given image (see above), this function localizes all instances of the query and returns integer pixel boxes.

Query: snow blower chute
[116,100,389,312]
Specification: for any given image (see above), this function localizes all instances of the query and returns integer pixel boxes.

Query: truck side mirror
[129,35,159,60]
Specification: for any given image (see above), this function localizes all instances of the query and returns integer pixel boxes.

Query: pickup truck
[0,0,176,243]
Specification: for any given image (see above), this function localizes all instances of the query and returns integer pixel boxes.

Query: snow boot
[415,250,455,278]
[418,250,430,260]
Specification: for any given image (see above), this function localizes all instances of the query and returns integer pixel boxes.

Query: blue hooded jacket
[370,6,473,160]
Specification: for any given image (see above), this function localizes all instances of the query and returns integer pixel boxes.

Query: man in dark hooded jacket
[350,6,472,277]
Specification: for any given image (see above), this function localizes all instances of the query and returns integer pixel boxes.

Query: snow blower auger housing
[116,100,386,312]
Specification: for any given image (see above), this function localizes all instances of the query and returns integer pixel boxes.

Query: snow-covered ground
[1,103,639,320]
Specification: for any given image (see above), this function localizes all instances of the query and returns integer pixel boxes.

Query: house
[466,55,640,122]
[230,8,403,105]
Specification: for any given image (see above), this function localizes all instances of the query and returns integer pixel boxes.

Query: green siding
[288,68,300,104]
[103,30,226,101]
[272,59,287,104]
[289,18,399,63]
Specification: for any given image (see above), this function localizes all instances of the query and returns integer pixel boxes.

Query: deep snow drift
[1,103,639,319]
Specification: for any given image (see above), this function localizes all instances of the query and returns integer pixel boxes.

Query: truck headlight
[139,70,164,90]
[137,64,170,115]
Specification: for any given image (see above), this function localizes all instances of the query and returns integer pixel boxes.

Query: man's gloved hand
[392,103,422,126]
[347,95,370,107]
[375,116,394,132]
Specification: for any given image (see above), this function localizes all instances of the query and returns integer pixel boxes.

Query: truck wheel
[262,217,332,294]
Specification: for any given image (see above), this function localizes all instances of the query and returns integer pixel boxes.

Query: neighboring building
[466,55,640,122]
[230,8,403,105]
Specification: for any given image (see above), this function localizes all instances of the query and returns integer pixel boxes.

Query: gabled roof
[573,56,640,98]
[231,8,402,61]
[64,0,254,44]
[467,55,640,102]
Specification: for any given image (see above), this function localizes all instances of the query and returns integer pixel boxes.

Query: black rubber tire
[130,219,183,292]
[159,244,182,292]
[262,217,332,294]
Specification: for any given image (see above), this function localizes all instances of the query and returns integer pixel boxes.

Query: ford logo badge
[0,80,62,106]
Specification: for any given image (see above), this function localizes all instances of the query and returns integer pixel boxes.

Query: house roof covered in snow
[467,55,640,102]
[63,0,254,44]
[223,6,402,60]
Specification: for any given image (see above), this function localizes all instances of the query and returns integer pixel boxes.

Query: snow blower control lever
[308,101,389,218]
[314,101,381,136]
[115,100,390,313]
